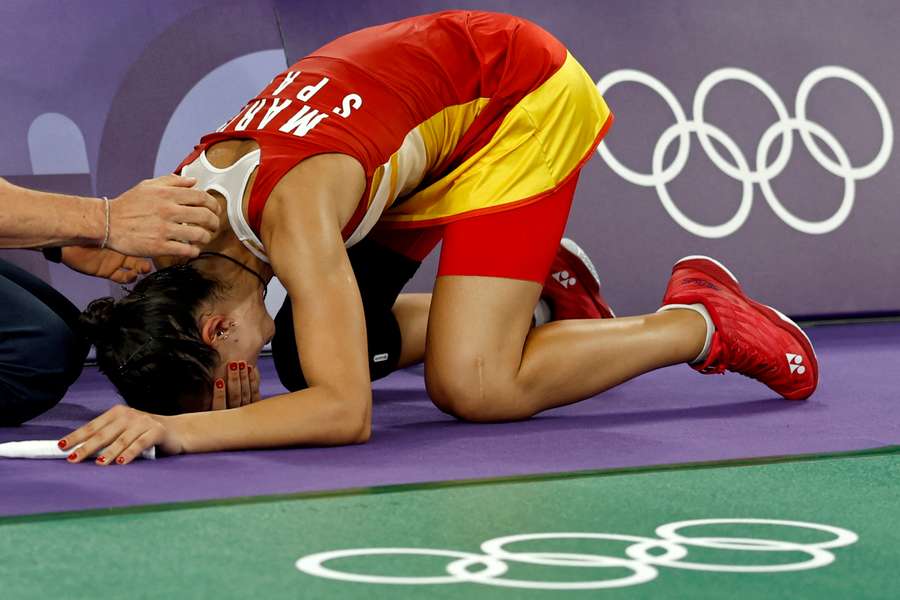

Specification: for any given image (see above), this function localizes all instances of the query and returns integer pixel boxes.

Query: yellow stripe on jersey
[381,52,610,226]
[347,98,491,244]
[416,97,492,176]
[365,97,491,210]
[388,153,400,200]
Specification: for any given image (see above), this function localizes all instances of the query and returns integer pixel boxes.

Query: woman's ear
[199,314,229,347]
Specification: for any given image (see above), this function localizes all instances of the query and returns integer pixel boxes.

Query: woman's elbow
[340,410,371,445]
[333,389,372,444]
[352,419,372,444]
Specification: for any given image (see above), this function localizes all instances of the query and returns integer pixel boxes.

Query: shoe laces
[703,329,779,382]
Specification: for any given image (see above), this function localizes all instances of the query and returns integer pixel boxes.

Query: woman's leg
[422,172,707,422]
[393,293,431,368]
[425,275,705,421]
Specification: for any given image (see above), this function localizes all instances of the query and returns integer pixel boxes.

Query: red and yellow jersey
[177,10,612,245]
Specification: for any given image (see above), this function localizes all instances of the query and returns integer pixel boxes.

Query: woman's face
[177,251,275,411]
[206,282,276,375]
[176,281,275,415]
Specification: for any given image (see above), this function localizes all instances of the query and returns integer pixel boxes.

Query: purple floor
[2,323,898,518]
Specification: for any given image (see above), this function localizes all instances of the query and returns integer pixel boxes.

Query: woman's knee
[425,354,517,422]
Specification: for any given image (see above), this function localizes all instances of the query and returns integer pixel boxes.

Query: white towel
[0,440,156,460]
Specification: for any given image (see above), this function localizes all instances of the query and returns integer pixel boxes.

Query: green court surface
[1,450,897,599]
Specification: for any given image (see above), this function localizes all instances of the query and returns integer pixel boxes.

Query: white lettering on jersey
[333,93,363,118]
[278,105,329,137]
[296,77,330,102]
[234,99,266,131]
[216,106,246,133]
[273,71,301,96]
[257,98,293,129]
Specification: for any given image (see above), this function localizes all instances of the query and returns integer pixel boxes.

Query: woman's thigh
[424,175,578,415]
[425,275,541,413]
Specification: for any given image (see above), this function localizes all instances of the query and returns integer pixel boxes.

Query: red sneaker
[541,238,615,320]
[661,255,818,400]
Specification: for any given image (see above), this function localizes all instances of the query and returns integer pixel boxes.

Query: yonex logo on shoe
[552,271,577,288]
[681,277,719,290]
[786,353,806,375]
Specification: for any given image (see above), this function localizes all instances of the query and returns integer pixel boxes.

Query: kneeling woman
[61,10,817,465]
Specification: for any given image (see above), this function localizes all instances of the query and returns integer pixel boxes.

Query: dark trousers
[0,259,89,426]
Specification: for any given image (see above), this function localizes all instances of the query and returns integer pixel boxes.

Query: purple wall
[0,0,286,310]
[2,0,897,317]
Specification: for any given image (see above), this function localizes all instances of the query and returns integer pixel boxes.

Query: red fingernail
[248,365,253,373]
[239,362,245,370]
[97,456,106,464]
[215,379,225,389]
[58,440,67,449]
[116,457,125,465]
[68,453,77,461]
[229,362,238,371]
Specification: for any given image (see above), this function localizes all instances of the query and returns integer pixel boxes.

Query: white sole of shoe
[674,255,740,284]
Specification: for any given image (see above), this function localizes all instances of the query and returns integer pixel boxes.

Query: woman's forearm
[0,178,104,248]
[170,386,372,453]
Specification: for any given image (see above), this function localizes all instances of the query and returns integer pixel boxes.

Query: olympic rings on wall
[295,518,858,590]
[596,67,893,238]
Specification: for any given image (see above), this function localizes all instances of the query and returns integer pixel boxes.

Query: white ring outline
[448,552,658,590]
[653,120,754,238]
[295,547,508,585]
[655,518,859,550]
[597,69,690,187]
[627,538,835,573]
[448,532,685,590]
[693,67,794,184]
[757,118,855,234]
[796,66,893,180]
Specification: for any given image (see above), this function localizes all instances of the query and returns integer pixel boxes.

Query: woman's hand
[58,405,185,465]
[213,361,262,410]
[61,246,153,283]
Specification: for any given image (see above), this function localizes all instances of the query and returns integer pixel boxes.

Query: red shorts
[369,171,579,284]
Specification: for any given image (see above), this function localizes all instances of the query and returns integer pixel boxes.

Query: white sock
[533,298,552,326]
[658,303,714,364]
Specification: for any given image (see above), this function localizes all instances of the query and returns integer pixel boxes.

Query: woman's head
[82,260,274,414]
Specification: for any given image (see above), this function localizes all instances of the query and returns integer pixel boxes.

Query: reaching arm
[165,156,374,454]
[172,215,374,450]
[60,155,372,462]
[0,175,219,257]
[0,177,104,248]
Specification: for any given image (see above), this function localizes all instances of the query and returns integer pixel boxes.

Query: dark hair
[80,264,222,414]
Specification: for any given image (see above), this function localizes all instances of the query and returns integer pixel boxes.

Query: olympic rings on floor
[295,517,859,590]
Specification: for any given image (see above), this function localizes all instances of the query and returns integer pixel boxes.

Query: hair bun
[79,297,117,344]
